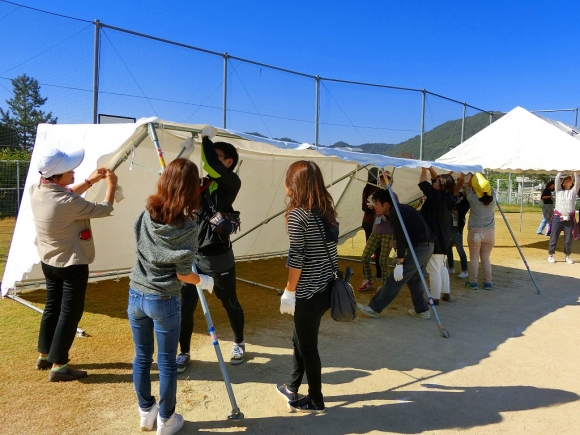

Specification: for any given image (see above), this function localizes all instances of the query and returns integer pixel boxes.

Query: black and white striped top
[286,208,338,299]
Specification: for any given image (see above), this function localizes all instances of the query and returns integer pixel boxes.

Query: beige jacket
[30,182,114,267]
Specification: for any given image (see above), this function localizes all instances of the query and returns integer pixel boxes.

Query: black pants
[362,221,382,278]
[548,218,574,256]
[287,287,330,404]
[179,263,244,353]
[38,263,89,365]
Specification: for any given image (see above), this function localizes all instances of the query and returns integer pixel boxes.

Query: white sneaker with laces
[548,255,556,263]
[448,268,456,274]
[157,412,183,435]
[566,256,574,264]
[458,271,468,278]
[408,308,431,320]
[139,402,159,431]
[230,343,245,365]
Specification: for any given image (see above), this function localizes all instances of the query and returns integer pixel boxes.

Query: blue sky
[2,0,580,144]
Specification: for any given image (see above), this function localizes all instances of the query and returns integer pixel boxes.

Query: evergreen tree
[0,74,57,150]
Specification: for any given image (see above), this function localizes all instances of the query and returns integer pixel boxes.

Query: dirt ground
[2,211,580,434]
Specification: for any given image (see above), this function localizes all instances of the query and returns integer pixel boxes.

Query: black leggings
[179,263,244,353]
[287,287,331,404]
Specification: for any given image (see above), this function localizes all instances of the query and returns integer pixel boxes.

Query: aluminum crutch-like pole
[192,265,244,420]
[387,179,450,338]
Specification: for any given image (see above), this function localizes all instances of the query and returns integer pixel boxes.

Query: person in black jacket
[447,184,470,279]
[418,167,456,305]
[357,189,435,320]
[177,127,245,371]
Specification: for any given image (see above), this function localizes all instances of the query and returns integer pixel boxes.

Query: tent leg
[5,294,88,336]
[496,202,542,295]
[387,182,450,338]
[193,266,244,420]
[236,277,284,295]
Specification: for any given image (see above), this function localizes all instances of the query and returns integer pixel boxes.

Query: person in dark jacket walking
[357,189,436,320]
[177,127,246,371]
[361,167,382,279]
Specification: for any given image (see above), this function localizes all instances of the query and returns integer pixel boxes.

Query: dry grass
[0,211,577,434]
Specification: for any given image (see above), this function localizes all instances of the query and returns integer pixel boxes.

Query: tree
[0,74,57,150]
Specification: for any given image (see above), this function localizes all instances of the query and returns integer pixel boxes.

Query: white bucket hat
[37,147,85,178]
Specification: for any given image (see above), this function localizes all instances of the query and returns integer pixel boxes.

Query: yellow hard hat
[472,172,491,198]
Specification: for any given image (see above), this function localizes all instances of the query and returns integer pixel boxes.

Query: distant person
[418,167,456,304]
[548,172,579,264]
[177,127,245,372]
[464,173,496,290]
[361,167,382,280]
[129,159,214,433]
[447,176,470,279]
[357,189,435,320]
[277,160,338,414]
[536,180,555,236]
[31,147,116,382]
[358,171,393,292]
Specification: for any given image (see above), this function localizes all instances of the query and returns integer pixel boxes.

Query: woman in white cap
[463,172,496,290]
[31,146,117,382]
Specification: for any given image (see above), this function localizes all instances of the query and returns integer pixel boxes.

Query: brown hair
[436,174,456,195]
[146,158,201,226]
[285,160,337,225]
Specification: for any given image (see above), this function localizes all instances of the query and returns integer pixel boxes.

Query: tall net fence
[0,1,495,155]
[0,160,27,217]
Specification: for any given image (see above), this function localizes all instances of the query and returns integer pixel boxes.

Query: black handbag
[203,187,241,236]
[314,215,356,322]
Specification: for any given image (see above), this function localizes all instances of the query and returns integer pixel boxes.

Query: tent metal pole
[192,265,243,420]
[6,294,87,336]
[147,123,167,170]
[495,201,542,295]
[520,176,524,232]
[223,53,228,129]
[236,277,284,295]
[92,20,101,124]
[420,90,426,160]
[386,176,449,338]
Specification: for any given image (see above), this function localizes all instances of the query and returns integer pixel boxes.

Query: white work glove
[366,196,375,209]
[114,185,124,202]
[393,264,404,281]
[472,232,484,243]
[280,289,296,316]
[196,274,214,294]
[201,125,217,140]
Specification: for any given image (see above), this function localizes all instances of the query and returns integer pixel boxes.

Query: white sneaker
[548,255,555,263]
[157,413,184,435]
[230,343,245,365]
[448,268,456,274]
[139,402,158,431]
[566,256,574,264]
[408,308,431,320]
[458,271,468,278]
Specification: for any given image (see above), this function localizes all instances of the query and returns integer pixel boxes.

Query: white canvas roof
[1,118,482,295]
[437,106,580,173]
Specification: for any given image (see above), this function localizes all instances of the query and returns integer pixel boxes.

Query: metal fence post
[16,161,20,213]
[461,103,466,143]
[315,76,320,146]
[420,90,426,160]
[223,53,228,129]
[92,20,101,124]
[575,107,578,127]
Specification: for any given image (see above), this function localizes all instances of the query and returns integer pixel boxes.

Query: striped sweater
[286,208,338,299]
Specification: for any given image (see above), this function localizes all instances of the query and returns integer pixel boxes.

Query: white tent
[1,118,483,295]
[436,106,580,173]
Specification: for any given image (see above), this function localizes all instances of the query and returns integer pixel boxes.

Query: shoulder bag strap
[313,214,338,279]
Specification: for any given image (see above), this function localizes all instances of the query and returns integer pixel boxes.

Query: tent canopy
[1,118,482,295]
[437,106,580,174]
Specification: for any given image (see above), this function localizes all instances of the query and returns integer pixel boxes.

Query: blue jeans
[447,227,468,272]
[128,288,181,419]
[369,243,434,314]
[537,204,554,234]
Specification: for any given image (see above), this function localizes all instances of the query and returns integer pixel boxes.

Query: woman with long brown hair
[276,160,338,414]
[128,158,214,434]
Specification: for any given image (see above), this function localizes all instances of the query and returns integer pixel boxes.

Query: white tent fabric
[1,118,482,295]
[436,106,580,173]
